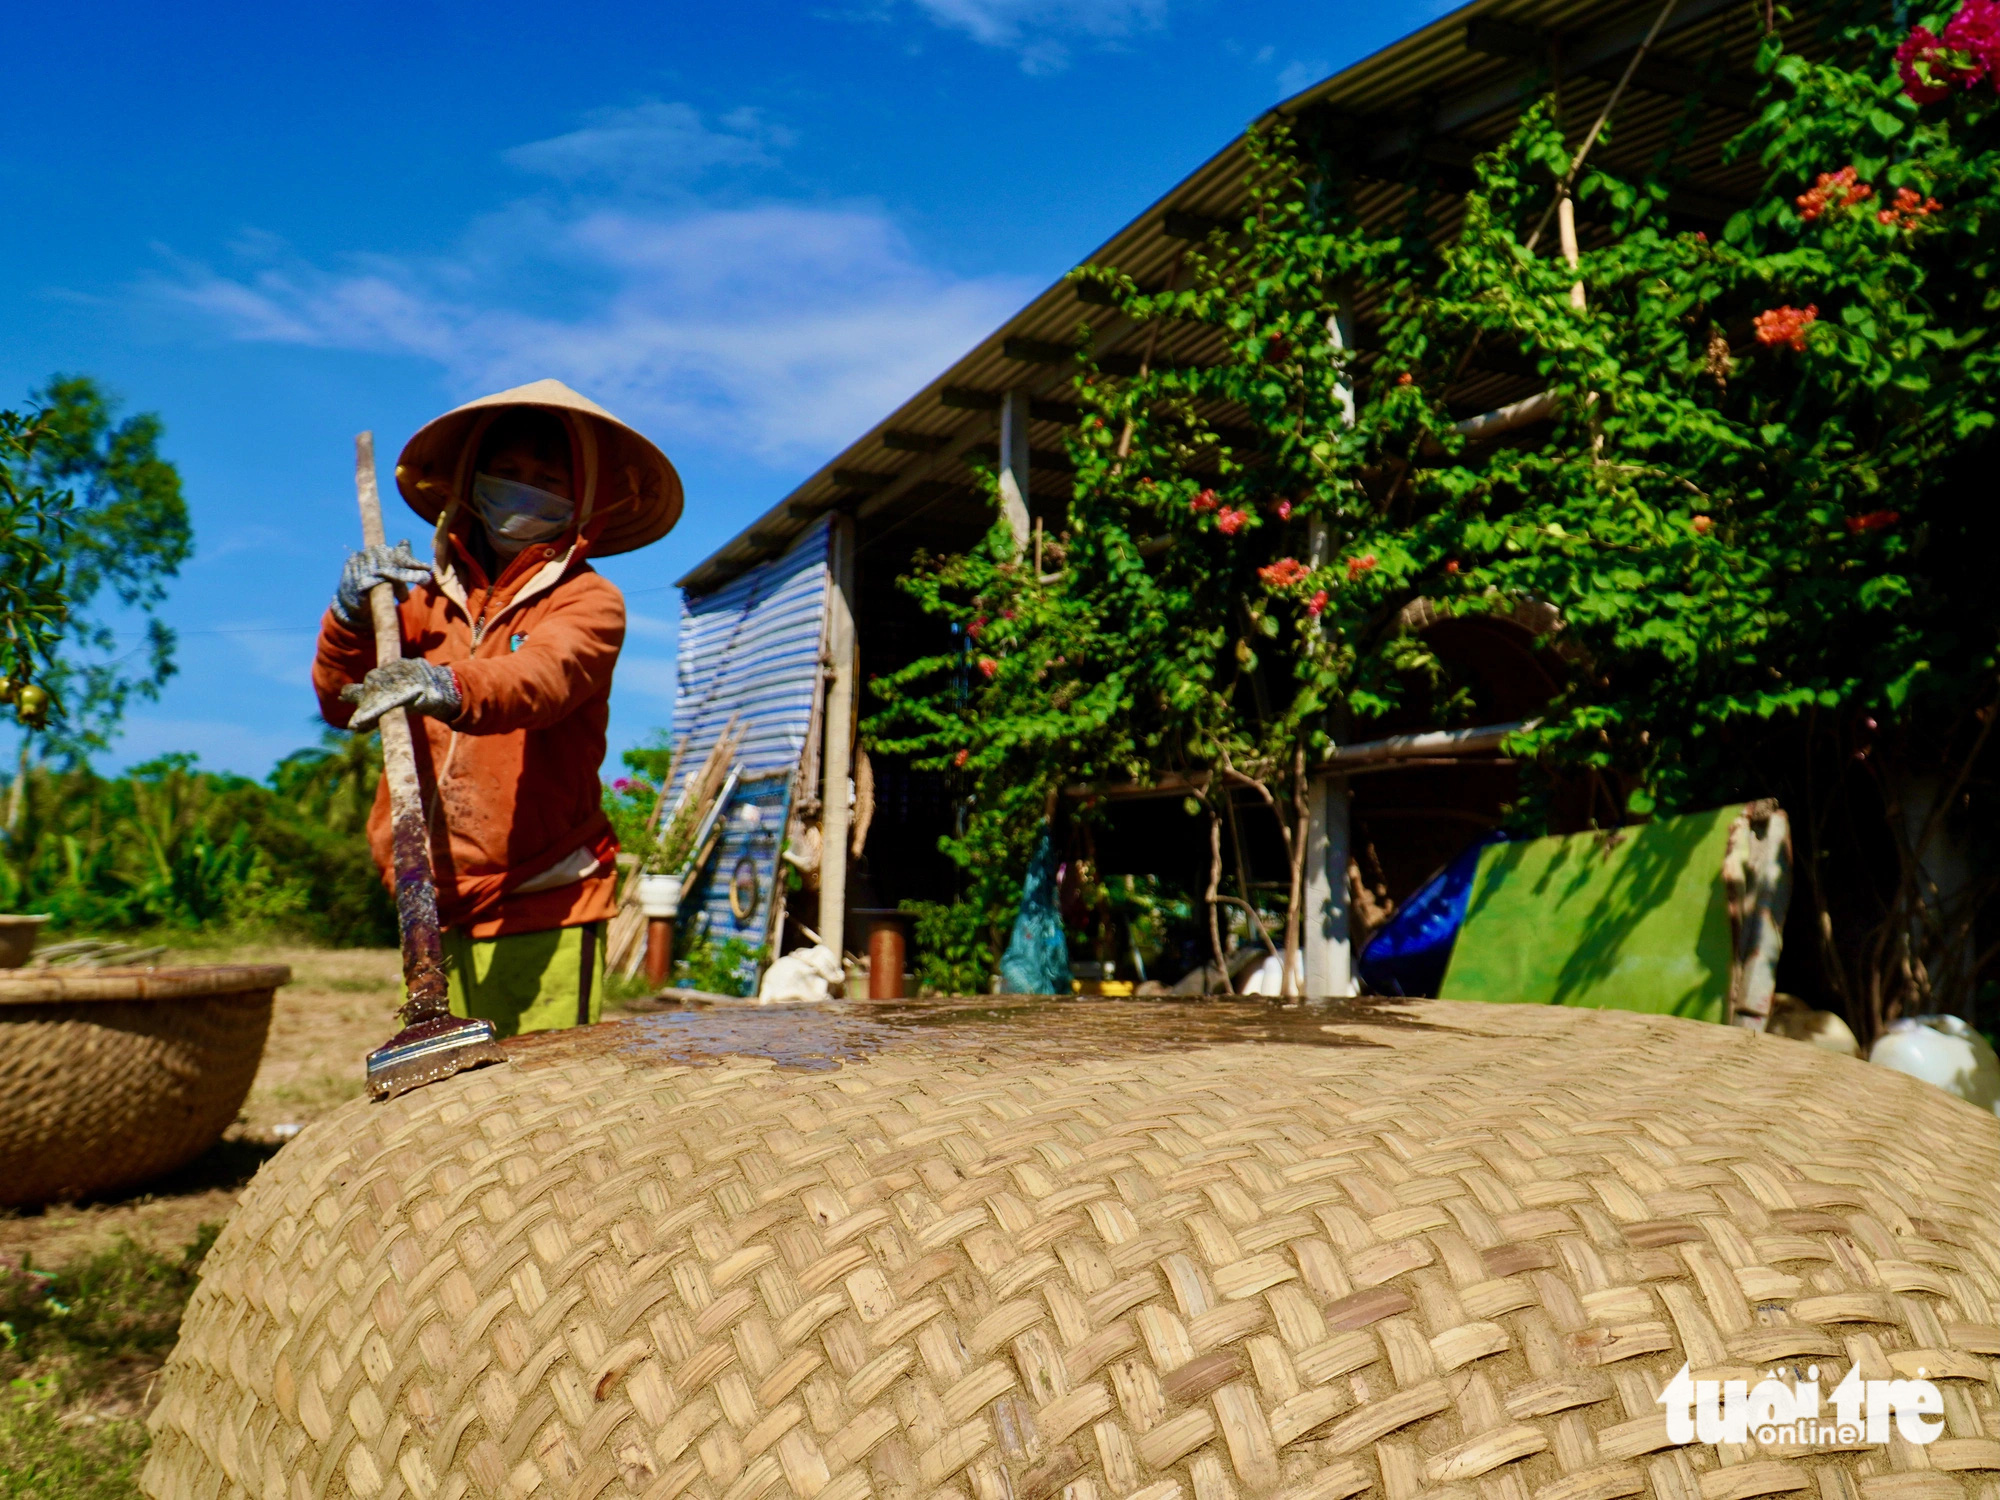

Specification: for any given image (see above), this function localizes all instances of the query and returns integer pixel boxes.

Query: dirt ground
[0,945,405,1267]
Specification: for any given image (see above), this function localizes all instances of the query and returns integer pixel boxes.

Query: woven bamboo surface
[0,961,292,1004]
[0,964,286,1206]
[143,997,2000,1500]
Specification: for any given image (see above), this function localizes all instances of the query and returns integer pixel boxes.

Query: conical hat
[394,379,682,557]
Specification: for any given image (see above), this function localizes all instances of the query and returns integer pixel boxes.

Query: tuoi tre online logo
[1659,1362,1946,1448]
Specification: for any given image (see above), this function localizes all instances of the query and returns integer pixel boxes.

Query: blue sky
[0,0,1438,780]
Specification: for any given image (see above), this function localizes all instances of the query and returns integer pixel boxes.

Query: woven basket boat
[143,997,2000,1500]
[0,962,288,1207]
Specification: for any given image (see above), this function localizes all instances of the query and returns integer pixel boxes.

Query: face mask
[470,472,575,554]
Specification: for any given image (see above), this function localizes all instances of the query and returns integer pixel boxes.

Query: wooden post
[867,914,910,1000]
[645,917,674,988]
[1302,774,1354,998]
[818,515,859,967]
[997,388,1031,556]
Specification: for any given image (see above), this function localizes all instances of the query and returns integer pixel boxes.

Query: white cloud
[159,107,1034,465]
[505,102,792,193]
[908,0,1168,71]
[613,656,680,702]
[1276,58,1329,99]
[622,608,680,644]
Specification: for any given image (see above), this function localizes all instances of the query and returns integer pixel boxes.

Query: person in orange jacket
[314,379,681,1034]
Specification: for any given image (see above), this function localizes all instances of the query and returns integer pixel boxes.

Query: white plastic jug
[1869,1014,2000,1115]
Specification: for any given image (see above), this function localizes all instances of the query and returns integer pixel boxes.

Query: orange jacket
[313,519,625,938]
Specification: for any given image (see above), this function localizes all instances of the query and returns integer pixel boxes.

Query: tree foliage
[0,410,74,729]
[871,5,1999,1022]
[5,376,192,761]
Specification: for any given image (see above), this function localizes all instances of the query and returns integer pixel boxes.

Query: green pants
[443,922,604,1037]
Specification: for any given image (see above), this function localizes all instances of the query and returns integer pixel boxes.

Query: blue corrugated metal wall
[669,516,831,981]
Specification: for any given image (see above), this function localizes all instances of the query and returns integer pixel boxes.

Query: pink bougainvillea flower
[1190,488,1218,513]
[1258,557,1309,589]
[1944,0,2000,73]
[978,656,998,679]
[1897,24,1983,102]
[1845,509,1901,534]
[1345,553,1377,581]
[1275,498,1294,522]
[612,777,632,793]
[1754,304,1818,351]
[1306,590,1329,617]
[1797,167,1873,222]
[1216,506,1249,535]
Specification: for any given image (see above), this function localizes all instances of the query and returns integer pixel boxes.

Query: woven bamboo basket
[0,963,288,1207]
[143,997,2000,1500]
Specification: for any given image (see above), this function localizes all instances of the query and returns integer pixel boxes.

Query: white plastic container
[637,873,682,920]
[1868,1013,2000,1115]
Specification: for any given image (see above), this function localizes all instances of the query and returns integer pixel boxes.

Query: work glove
[333,541,433,626]
[341,659,462,731]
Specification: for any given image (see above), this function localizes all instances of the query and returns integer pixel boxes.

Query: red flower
[1797,167,1873,222]
[1258,557,1309,589]
[1190,488,1218,513]
[1845,509,1901,534]
[953,748,970,768]
[1346,553,1377,581]
[1396,372,1413,386]
[1216,506,1249,535]
[1897,24,1984,102]
[968,615,986,639]
[978,656,998,679]
[1878,186,1944,227]
[1306,590,1328,617]
[1444,559,1460,575]
[612,777,633,793]
[1754,304,1817,351]
[1693,515,1713,535]
[1275,498,1294,522]
[1000,608,1016,620]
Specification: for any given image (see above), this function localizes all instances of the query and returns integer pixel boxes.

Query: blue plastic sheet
[1356,832,1506,997]
[999,826,1071,995]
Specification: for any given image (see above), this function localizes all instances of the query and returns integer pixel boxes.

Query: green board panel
[1439,805,1737,1023]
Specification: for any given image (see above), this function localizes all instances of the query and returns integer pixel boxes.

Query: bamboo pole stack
[606,718,745,977]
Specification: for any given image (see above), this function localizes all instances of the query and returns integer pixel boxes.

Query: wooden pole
[354,433,450,1020]
[818,516,858,968]
[1302,774,1353,998]
[997,389,1032,557]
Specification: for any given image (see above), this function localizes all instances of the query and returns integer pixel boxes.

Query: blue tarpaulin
[999,826,1070,994]
[1356,832,1506,997]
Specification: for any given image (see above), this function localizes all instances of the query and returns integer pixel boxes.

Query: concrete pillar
[1303,773,1354,998]
[997,388,1031,556]
[818,515,858,965]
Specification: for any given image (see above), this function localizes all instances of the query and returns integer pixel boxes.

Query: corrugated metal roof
[670,516,832,974]
[678,0,1803,595]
